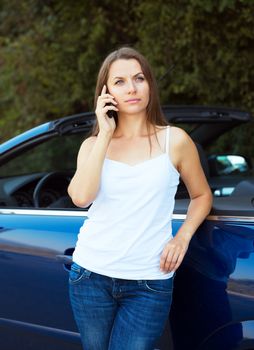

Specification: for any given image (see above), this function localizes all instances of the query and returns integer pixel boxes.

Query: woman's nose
[127,80,136,93]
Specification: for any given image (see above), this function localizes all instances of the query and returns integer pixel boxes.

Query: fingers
[97,96,117,109]
[101,84,107,95]
[97,86,117,110]
[160,241,188,273]
[99,85,116,103]
[104,105,119,113]
[95,86,118,134]
[96,101,118,114]
[95,85,118,123]
[99,97,118,105]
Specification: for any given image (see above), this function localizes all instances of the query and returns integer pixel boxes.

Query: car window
[1,120,253,209]
[0,133,89,209]
[205,122,253,197]
[206,122,254,176]
[1,133,86,177]
[175,121,253,199]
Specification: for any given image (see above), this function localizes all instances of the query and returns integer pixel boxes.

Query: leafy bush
[0,0,253,159]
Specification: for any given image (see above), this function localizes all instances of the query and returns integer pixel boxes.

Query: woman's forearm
[68,131,112,207]
[176,192,213,242]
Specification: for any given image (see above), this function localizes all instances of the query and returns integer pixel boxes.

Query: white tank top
[73,126,180,279]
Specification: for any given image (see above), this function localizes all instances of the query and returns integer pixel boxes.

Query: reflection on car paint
[170,219,254,350]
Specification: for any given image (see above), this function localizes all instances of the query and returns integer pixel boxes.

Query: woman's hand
[95,85,118,135]
[160,233,191,273]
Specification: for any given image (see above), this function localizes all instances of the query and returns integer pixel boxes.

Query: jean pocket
[144,277,174,294]
[69,262,92,285]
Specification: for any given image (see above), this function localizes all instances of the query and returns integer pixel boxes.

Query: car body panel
[170,216,254,350]
[0,210,85,349]
[0,209,253,350]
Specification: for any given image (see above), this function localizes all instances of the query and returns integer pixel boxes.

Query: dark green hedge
[0,0,253,158]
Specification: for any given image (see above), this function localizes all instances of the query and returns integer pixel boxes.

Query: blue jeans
[69,262,174,350]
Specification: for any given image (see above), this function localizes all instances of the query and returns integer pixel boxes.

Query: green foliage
[137,0,254,107]
[136,0,254,160]
[0,0,139,140]
[0,0,254,160]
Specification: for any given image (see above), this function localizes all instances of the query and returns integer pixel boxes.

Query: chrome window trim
[0,208,253,222]
[0,208,88,217]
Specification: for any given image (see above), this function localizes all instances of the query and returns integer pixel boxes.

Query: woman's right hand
[95,85,118,135]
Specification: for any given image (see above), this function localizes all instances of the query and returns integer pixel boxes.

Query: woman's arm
[160,127,213,273]
[68,85,118,207]
[68,132,112,207]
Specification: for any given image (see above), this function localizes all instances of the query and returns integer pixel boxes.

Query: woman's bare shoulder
[77,136,97,163]
[75,136,97,168]
[170,126,191,146]
[79,135,97,150]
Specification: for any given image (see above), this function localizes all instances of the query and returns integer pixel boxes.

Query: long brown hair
[92,47,168,147]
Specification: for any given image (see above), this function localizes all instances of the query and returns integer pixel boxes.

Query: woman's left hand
[160,234,191,273]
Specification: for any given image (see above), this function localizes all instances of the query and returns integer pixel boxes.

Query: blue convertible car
[0,106,254,350]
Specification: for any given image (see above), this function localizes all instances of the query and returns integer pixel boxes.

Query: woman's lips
[125,98,141,103]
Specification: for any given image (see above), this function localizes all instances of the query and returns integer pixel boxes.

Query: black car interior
[0,142,253,215]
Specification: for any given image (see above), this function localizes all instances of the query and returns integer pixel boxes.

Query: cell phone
[106,104,118,119]
[106,87,118,119]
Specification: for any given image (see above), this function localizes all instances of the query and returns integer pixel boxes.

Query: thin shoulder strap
[165,125,170,153]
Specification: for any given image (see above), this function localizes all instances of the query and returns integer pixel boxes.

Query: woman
[68,47,213,350]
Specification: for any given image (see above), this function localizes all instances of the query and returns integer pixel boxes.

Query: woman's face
[106,59,150,116]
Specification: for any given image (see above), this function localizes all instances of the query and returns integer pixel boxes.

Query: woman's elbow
[67,186,94,208]
[73,197,92,208]
[69,194,93,208]
[204,189,213,213]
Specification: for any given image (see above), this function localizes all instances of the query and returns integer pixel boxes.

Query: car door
[170,202,254,350]
[0,209,85,350]
[0,132,88,350]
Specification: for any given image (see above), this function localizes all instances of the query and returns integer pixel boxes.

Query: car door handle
[55,254,73,264]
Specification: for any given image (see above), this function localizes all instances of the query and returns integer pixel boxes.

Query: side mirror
[208,155,251,176]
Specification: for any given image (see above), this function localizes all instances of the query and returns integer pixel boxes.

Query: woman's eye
[115,80,124,85]
[136,76,145,82]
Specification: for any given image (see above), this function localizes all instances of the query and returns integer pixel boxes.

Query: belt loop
[83,269,92,278]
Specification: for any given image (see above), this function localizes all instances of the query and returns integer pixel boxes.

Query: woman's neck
[114,114,153,138]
